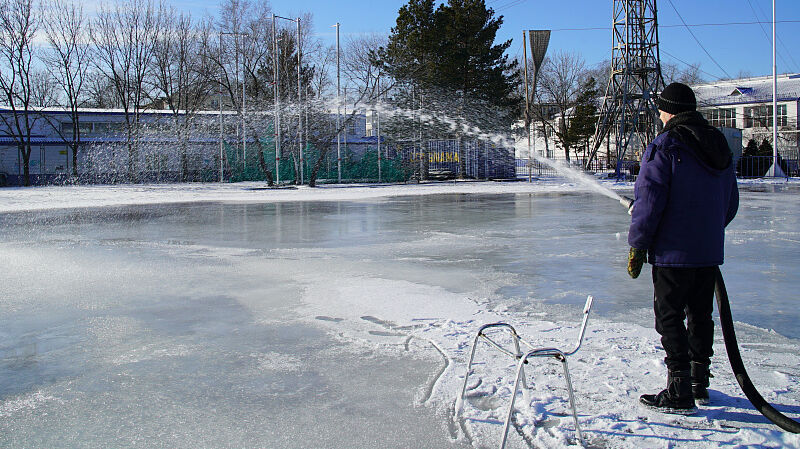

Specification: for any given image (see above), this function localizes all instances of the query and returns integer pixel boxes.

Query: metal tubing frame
[501,349,582,448]
[458,323,529,412]
[457,295,593,448]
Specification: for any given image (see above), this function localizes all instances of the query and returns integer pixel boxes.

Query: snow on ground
[2,179,799,449]
[0,180,611,213]
[297,259,800,449]
[0,177,796,214]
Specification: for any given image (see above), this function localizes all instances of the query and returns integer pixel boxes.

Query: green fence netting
[223,139,414,184]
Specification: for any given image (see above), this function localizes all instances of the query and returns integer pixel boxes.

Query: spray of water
[362,100,625,202]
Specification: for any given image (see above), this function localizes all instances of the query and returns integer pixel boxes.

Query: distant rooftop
[692,73,800,107]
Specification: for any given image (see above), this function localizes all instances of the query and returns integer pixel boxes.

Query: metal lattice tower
[587,0,664,176]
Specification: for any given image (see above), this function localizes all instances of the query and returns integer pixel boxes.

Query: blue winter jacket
[628,111,739,267]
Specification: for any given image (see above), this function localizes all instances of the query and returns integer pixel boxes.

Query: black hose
[714,266,800,433]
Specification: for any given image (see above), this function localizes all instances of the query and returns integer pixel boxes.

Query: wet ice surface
[0,183,799,448]
[0,201,472,448]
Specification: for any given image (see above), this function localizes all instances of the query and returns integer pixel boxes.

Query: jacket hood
[659,111,732,171]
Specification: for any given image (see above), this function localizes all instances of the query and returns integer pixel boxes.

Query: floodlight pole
[241,33,246,172]
[272,14,281,184]
[305,84,310,179]
[297,17,303,184]
[218,31,248,182]
[334,22,341,183]
[273,15,302,184]
[219,32,223,182]
[377,75,382,183]
[523,31,532,182]
[772,0,778,176]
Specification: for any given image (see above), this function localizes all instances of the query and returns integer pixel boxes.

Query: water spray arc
[588,0,664,178]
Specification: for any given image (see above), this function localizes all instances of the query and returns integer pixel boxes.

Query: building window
[60,122,93,134]
[702,108,736,128]
[744,104,787,128]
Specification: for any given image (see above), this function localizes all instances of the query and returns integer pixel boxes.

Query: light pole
[771,0,779,177]
[218,30,248,183]
[219,32,223,182]
[273,14,302,184]
[240,33,247,173]
[333,22,341,183]
[523,31,532,182]
[272,14,281,184]
[297,18,303,185]
[377,75,381,183]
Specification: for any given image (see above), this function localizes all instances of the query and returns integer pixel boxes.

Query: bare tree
[0,0,39,186]
[210,0,276,181]
[41,0,90,177]
[92,0,163,181]
[343,34,385,99]
[84,70,118,108]
[537,51,587,163]
[662,61,704,86]
[150,8,212,181]
[30,70,59,107]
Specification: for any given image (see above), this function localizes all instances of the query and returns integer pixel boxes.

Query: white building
[514,73,800,177]
[694,73,800,159]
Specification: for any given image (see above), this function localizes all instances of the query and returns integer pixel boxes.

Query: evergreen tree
[742,138,759,157]
[566,77,598,162]
[758,138,773,157]
[380,0,520,122]
[433,0,520,112]
[380,0,438,88]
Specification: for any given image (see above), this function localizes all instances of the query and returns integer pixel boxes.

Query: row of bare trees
[0,0,389,186]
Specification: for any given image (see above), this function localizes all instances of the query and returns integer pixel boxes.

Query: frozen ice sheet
[0,184,798,448]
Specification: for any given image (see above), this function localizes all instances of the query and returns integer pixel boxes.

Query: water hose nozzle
[620,196,634,215]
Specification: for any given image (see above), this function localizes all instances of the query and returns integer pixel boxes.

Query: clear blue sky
[195,0,800,81]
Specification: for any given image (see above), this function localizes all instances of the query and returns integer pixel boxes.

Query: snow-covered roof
[0,106,237,116]
[691,73,800,107]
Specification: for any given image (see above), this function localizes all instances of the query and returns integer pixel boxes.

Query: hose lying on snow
[714,266,800,433]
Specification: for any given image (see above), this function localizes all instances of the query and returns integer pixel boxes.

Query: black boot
[691,362,711,405]
[640,369,697,415]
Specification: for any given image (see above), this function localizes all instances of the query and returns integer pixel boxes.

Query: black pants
[652,266,717,372]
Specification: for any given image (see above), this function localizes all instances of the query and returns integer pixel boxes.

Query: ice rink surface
[1,180,798,448]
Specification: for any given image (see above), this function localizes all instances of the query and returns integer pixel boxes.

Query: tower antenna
[587,0,664,178]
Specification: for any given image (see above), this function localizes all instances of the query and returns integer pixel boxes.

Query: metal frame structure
[457,295,594,448]
[522,30,550,183]
[587,0,664,178]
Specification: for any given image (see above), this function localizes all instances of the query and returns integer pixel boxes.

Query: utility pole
[528,31,549,165]
[240,33,247,172]
[334,22,341,183]
[523,31,531,182]
[297,17,303,184]
[521,30,549,181]
[218,30,248,182]
[771,0,779,176]
[377,76,381,183]
[273,14,281,184]
[305,84,309,181]
[219,32,224,183]
[344,86,348,150]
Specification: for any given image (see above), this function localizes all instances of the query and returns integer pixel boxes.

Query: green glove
[627,247,647,279]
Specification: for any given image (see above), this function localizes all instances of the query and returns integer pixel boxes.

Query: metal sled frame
[457,295,594,448]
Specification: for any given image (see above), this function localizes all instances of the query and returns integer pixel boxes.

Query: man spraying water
[626,82,739,415]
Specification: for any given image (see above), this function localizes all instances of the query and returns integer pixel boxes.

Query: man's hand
[627,247,647,279]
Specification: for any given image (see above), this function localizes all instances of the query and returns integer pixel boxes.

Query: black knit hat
[657,82,697,114]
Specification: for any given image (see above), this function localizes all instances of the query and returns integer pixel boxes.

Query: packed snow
[1,179,799,448]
